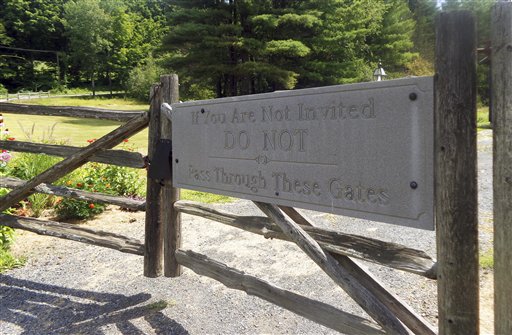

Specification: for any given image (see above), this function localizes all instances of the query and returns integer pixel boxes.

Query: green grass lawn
[1,96,231,203]
[17,96,149,110]
[477,106,492,130]
[2,97,150,152]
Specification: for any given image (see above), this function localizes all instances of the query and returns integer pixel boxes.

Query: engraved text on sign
[171,77,434,230]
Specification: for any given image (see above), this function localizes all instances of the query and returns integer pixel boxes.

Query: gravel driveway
[0,130,493,335]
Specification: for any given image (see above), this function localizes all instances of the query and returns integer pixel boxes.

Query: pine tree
[408,0,437,62]
[163,0,316,98]
[369,0,417,75]
[163,0,409,98]
[298,0,388,86]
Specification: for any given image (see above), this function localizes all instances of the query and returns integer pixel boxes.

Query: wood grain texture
[492,3,512,334]
[435,11,479,335]
[254,202,409,335]
[280,206,436,335]
[0,176,145,211]
[144,84,164,277]
[175,249,385,335]
[0,140,145,168]
[0,214,144,255]
[0,112,149,212]
[175,200,437,278]
[160,74,182,278]
[0,102,143,121]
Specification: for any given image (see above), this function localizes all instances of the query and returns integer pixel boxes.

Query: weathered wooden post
[492,3,512,334]
[435,11,479,335]
[160,74,182,277]
[144,83,164,277]
[144,75,182,278]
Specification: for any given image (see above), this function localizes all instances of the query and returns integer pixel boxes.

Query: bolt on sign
[171,77,434,230]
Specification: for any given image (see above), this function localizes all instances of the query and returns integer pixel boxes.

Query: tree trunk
[91,73,96,98]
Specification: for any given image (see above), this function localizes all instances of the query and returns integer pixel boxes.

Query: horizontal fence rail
[0,176,146,211]
[175,249,386,335]
[3,92,50,100]
[0,214,144,255]
[0,102,144,122]
[2,92,125,102]
[0,140,145,169]
[175,200,437,279]
[0,111,149,212]
[0,210,386,334]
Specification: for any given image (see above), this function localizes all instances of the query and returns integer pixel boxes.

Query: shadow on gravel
[0,275,189,335]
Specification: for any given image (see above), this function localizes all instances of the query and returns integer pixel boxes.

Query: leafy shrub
[54,162,143,220]
[126,56,162,102]
[0,123,18,267]
[87,163,144,197]
[7,153,61,181]
[0,224,14,249]
[55,176,107,220]
[406,56,434,77]
[0,188,15,249]
[0,83,7,95]
[49,86,90,95]
[3,119,73,217]
[55,195,106,220]
[6,153,61,217]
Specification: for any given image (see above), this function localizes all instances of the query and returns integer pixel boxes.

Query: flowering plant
[55,179,107,220]
[0,114,13,171]
[0,150,11,164]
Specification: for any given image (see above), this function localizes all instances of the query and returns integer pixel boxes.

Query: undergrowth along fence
[0,7,511,335]
[0,98,148,251]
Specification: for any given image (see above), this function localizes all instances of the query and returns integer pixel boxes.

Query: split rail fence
[2,91,50,101]
[0,7,511,335]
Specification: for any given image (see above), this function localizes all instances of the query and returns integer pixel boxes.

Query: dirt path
[1,130,495,334]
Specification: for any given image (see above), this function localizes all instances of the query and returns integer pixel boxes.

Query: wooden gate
[0,103,149,254]
[1,7,511,334]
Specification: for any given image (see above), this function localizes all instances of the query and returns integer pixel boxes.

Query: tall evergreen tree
[369,0,416,75]
[163,0,411,98]
[299,0,387,86]
[163,0,313,97]
[408,0,437,62]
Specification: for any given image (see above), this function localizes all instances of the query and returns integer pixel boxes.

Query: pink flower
[0,151,12,162]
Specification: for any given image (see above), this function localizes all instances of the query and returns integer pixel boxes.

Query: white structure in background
[373,62,387,81]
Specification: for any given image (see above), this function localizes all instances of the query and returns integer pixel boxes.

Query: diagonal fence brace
[278,205,436,335]
[0,112,149,212]
[254,201,410,335]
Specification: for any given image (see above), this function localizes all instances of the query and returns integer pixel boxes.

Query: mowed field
[1,97,150,153]
[0,96,232,203]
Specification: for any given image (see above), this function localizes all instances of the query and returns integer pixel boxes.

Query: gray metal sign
[171,77,434,230]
